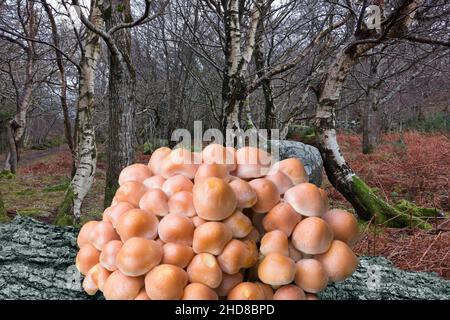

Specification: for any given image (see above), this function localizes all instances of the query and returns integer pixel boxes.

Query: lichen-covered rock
[1,216,449,300]
[321,256,450,300]
[265,140,323,187]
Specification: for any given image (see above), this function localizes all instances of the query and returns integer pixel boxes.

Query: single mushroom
[294,259,329,293]
[168,191,196,217]
[256,282,274,300]
[284,183,327,217]
[257,253,296,286]
[187,253,223,289]
[100,240,123,271]
[143,175,166,190]
[193,177,237,221]
[182,283,219,300]
[194,163,231,184]
[148,147,171,175]
[162,243,194,268]
[116,237,163,276]
[202,143,236,172]
[82,264,111,295]
[104,202,135,228]
[262,202,302,237]
[145,264,188,300]
[222,210,253,239]
[160,148,199,179]
[322,209,359,245]
[227,282,266,300]
[265,171,293,195]
[88,221,120,251]
[234,147,272,179]
[115,181,147,207]
[267,158,308,185]
[115,209,159,241]
[139,188,169,216]
[193,221,233,255]
[77,220,99,248]
[291,217,333,255]
[215,272,244,297]
[273,285,306,300]
[118,163,153,186]
[315,240,359,282]
[229,178,257,209]
[76,243,100,275]
[158,213,195,246]
[260,230,289,256]
[103,270,144,300]
[162,174,194,197]
[134,289,151,300]
[248,178,280,213]
[217,239,257,274]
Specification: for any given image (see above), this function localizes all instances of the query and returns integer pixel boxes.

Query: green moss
[0,171,15,179]
[55,186,75,226]
[351,175,431,229]
[395,199,444,218]
[43,180,70,193]
[0,193,8,223]
[116,4,125,12]
[17,208,49,218]
[104,184,117,209]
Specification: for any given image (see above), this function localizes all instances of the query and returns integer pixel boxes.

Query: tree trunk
[3,1,37,174]
[56,3,103,224]
[103,0,136,207]
[362,88,381,154]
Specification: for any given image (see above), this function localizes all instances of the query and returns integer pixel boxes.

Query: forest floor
[0,130,449,278]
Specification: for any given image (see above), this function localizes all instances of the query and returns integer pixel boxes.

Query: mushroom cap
[262,202,302,237]
[139,188,169,216]
[119,163,153,186]
[291,217,333,255]
[116,237,163,277]
[288,242,303,262]
[315,240,359,282]
[77,220,99,248]
[145,264,188,300]
[305,293,319,300]
[229,178,257,209]
[162,243,194,268]
[256,282,274,300]
[284,183,327,217]
[134,289,151,300]
[162,174,194,197]
[160,148,199,179]
[115,181,147,207]
[191,215,206,228]
[242,227,261,243]
[187,253,223,289]
[273,285,306,300]
[215,272,244,297]
[193,221,233,255]
[76,243,100,275]
[294,259,329,293]
[100,240,123,271]
[158,213,195,246]
[103,270,144,300]
[222,210,253,238]
[202,143,236,171]
[234,147,272,179]
[260,230,289,256]
[257,253,296,286]
[142,175,166,189]
[83,264,111,295]
[194,163,231,184]
[268,158,308,185]
[168,191,196,217]
[148,147,171,175]
[115,209,159,241]
[88,221,120,251]
[217,239,257,275]
[248,178,280,213]
[105,202,135,228]
[265,171,293,195]
[322,209,359,245]
[182,283,219,300]
[227,282,266,300]
[193,177,237,221]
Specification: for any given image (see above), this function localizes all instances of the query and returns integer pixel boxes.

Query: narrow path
[1,144,69,168]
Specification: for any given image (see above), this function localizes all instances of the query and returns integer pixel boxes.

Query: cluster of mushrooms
[76,144,359,300]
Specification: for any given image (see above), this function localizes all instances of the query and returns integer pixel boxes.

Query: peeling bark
[57,2,103,223]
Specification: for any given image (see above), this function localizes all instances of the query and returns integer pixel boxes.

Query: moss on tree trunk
[0,190,8,223]
[55,187,76,226]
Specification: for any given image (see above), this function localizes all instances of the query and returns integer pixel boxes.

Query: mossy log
[1,216,449,300]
